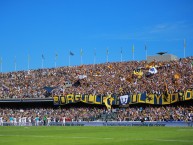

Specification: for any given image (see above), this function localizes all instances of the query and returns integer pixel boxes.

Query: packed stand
[0,57,193,99]
[0,107,105,126]
[115,105,193,122]
[0,106,193,126]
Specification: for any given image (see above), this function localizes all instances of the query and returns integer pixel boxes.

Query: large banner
[53,89,193,108]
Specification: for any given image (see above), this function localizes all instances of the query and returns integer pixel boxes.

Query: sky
[0,0,193,72]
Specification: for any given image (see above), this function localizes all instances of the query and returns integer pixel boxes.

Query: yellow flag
[174,73,180,80]
[132,44,134,53]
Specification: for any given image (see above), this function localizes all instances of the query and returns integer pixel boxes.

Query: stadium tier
[0,105,193,126]
[0,56,192,107]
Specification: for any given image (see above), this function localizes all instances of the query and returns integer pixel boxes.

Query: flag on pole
[132,44,135,60]
[184,39,186,58]
[28,54,30,62]
[80,48,83,56]
[42,54,45,60]
[14,56,16,63]
[55,53,58,60]
[28,54,30,70]
[0,57,2,72]
[14,56,17,71]
[54,53,58,68]
[28,49,30,61]
[120,47,123,62]
[106,48,109,55]
[41,54,45,68]
[94,48,96,56]
[94,48,96,65]
[132,44,134,53]
[70,51,74,56]
[106,48,109,63]
[145,44,147,60]
[80,48,83,65]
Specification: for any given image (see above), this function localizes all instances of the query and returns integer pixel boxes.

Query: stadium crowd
[0,56,193,125]
[0,107,104,126]
[0,106,193,125]
[0,57,193,99]
[116,105,193,122]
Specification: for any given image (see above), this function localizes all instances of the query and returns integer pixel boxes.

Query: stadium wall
[2,121,193,127]
[147,54,178,62]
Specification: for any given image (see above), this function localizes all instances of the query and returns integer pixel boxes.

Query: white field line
[0,135,193,143]
[124,138,193,143]
[177,129,193,131]
[154,139,193,143]
[0,135,112,140]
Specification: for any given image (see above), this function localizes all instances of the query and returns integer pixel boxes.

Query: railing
[1,121,193,127]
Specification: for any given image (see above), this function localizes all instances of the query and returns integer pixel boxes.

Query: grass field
[0,126,193,145]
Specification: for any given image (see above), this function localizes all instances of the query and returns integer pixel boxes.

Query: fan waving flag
[43,86,57,93]
[149,67,158,74]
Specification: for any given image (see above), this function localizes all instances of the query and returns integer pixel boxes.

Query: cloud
[149,23,171,33]
[136,21,193,41]
[149,21,193,34]
[84,21,193,42]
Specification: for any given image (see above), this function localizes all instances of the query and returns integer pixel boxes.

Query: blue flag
[42,54,45,60]
[70,51,74,56]
[43,86,56,93]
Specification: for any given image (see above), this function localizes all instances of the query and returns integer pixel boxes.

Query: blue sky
[0,0,193,72]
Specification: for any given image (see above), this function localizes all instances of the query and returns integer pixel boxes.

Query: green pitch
[0,126,193,145]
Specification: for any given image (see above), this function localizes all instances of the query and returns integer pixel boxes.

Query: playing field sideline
[0,126,193,145]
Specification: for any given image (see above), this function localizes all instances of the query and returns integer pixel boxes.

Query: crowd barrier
[1,121,193,127]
